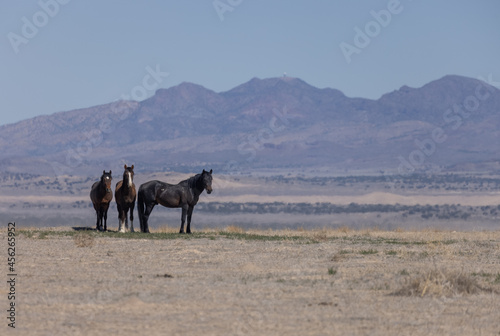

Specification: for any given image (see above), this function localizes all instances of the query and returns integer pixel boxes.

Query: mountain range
[1,75,499,177]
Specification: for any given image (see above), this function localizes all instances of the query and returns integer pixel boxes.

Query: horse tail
[137,187,145,232]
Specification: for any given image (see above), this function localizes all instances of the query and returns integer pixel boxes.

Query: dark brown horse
[90,170,113,231]
[115,164,136,233]
[137,169,213,233]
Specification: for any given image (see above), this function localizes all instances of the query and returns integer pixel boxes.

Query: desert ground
[1,172,499,334]
[2,226,500,336]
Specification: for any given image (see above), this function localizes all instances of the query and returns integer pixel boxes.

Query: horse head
[102,170,112,193]
[123,164,135,188]
[202,169,213,194]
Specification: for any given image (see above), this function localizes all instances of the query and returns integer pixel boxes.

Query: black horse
[137,169,213,233]
[90,170,113,231]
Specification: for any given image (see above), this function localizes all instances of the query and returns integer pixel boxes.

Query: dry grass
[7,226,500,335]
[153,225,179,233]
[311,229,329,242]
[330,252,347,262]
[395,268,496,297]
[225,225,245,233]
[73,232,95,248]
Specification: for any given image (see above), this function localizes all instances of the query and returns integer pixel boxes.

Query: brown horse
[115,164,136,233]
[90,170,113,231]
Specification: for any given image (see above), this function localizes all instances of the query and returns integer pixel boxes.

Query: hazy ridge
[1,75,499,176]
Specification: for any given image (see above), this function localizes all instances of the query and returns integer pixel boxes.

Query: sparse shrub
[328,267,337,276]
[359,249,377,255]
[19,230,35,238]
[394,269,494,297]
[38,231,49,239]
[331,252,347,262]
[495,273,500,284]
[155,273,173,278]
[418,251,429,259]
[312,230,328,242]
[73,232,95,248]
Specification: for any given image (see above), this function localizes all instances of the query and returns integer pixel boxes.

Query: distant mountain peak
[1,74,499,175]
[422,74,499,91]
[222,76,317,96]
[155,81,214,96]
[380,74,497,100]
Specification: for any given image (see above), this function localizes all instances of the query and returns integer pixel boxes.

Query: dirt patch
[4,227,500,335]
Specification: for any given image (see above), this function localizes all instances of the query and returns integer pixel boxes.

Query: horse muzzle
[106,188,112,193]
[206,188,213,194]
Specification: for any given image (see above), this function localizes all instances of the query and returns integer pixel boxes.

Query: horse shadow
[71,226,119,232]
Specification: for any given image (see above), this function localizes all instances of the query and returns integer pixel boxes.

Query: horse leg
[138,192,146,233]
[98,208,105,231]
[103,208,108,232]
[100,212,104,231]
[120,213,126,232]
[142,203,155,233]
[124,208,129,232]
[186,206,194,234]
[129,203,135,233]
[179,206,188,234]
[95,210,101,231]
[117,204,124,232]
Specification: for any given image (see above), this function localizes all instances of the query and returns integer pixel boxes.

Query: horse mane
[187,174,203,190]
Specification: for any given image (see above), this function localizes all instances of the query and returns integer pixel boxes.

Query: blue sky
[1,0,499,126]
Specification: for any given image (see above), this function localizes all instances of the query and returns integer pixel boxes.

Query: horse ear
[203,169,206,174]
[103,170,105,175]
[124,164,127,169]
[209,169,213,174]
[109,170,112,175]
[131,165,134,170]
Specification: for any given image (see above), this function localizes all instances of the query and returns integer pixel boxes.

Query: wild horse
[137,169,213,233]
[115,164,136,233]
[90,170,113,231]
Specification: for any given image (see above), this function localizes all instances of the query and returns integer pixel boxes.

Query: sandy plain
[2,226,499,336]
